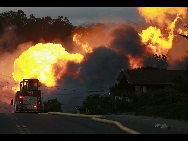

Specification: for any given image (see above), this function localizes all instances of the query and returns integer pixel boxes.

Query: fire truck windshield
[23,81,38,90]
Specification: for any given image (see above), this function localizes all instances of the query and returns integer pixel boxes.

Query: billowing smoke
[79,47,129,88]
[167,30,188,70]
[0,8,188,113]
[108,23,154,67]
[109,24,145,56]
[54,23,154,112]
[0,41,34,113]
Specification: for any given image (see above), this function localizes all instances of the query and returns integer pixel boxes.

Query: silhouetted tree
[43,98,62,113]
[0,10,74,51]
[179,25,188,74]
[152,54,168,70]
[83,94,112,115]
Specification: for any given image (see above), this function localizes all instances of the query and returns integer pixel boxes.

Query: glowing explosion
[4,7,188,103]
[1,7,188,113]
[138,7,187,55]
[11,7,188,87]
[69,8,188,69]
[12,43,84,87]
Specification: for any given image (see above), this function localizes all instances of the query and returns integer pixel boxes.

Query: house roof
[116,69,187,85]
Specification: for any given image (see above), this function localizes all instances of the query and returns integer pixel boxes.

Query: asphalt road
[0,113,125,134]
[0,113,183,134]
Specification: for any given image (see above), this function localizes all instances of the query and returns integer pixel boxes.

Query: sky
[0,7,144,26]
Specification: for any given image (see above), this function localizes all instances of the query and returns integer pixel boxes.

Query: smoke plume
[1,8,188,112]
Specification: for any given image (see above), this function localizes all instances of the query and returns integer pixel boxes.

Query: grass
[135,102,188,121]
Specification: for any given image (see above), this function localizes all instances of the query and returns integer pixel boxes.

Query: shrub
[43,98,62,113]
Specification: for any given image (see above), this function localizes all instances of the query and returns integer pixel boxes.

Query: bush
[136,103,188,121]
[133,86,188,107]
[98,96,112,115]
[83,94,101,115]
[43,98,62,113]
[83,94,112,115]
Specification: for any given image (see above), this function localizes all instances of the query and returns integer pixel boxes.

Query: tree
[135,66,160,70]
[0,10,74,49]
[179,24,188,40]
[110,81,135,114]
[152,54,168,70]
[83,94,112,115]
[43,98,62,113]
[98,96,112,114]
[83,94,101,114]
[179,24,188,74]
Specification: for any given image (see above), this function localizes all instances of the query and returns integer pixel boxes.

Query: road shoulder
[106,114,188,134]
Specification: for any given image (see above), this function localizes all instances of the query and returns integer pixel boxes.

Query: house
[116,69,187,95]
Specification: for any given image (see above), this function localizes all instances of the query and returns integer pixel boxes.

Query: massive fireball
[12,43,84,87]
[11,7,188,88]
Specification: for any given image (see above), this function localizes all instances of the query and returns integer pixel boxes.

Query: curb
[92,117,141,134]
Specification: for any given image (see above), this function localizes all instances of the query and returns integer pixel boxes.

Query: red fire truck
[12,79,43,113]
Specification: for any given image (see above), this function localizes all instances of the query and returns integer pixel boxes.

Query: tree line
[0,10,74,52]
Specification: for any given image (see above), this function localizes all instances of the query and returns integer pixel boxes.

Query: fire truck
[12,79,43,113]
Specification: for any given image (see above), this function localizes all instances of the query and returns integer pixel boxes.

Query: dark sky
[0,7,144,26]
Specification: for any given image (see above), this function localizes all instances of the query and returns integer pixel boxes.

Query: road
[0,113,183,134]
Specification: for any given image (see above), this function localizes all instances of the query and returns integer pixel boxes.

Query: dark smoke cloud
[0,25,25,53]
[169,56,188,70]
[55,46,129,112]
[79,47,129,88]
[2,20,188,112]
[109,23,150,58]
[54,23,156,112]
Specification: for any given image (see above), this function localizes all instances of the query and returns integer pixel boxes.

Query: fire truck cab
[13,79,43,113]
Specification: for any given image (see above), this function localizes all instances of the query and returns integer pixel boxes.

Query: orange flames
[138,7,187,56]
[73,33,93,53]
[71,7,188,69]
[137,7,187,27]
[12,43,84,87]
[127,54,143,69]
[138,16,178,55]
[1,7,187,113]
[11,7,188,88]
